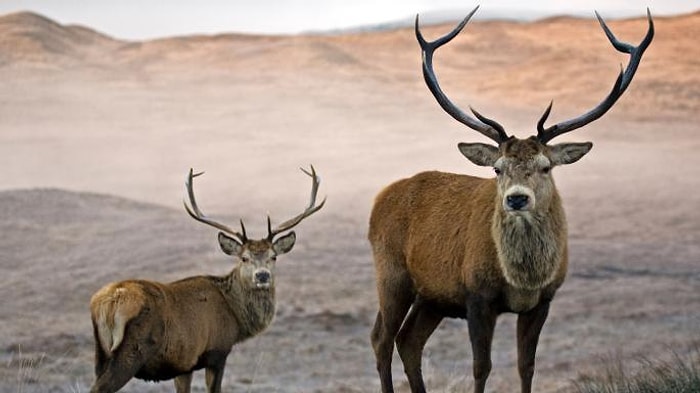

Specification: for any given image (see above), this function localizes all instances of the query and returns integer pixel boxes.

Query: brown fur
[89,237,291,393]
[88,166,321,393]
[376,6,650,391]
[369,137,585,393]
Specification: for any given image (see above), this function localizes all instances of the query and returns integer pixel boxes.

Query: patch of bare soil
[0,9,698,393]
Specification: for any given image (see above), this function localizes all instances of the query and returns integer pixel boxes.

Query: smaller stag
[369,7,653,393]
[89,166,325,393]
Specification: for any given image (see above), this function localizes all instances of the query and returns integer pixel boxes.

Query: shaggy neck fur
[491,195,566,290]
[214,267,276,340]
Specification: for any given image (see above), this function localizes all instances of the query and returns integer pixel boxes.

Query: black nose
[255,271,270,283]
[506,194,529,210]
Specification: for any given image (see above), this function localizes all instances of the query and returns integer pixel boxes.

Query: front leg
[174,372,192,393]
[466,298,499,393]
[516,300,551,393]
[205,364,226,393]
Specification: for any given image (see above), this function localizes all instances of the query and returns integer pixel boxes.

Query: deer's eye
[241,255,251,263]
[494,167,502,175]
[541,166,551,174]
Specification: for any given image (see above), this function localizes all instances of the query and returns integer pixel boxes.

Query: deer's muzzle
[503,185,535,212]
[254,269,272,288]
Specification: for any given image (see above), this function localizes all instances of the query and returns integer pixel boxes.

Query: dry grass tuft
[573,348,700,393]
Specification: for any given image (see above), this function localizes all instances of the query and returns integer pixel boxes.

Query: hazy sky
[0,0,697,39]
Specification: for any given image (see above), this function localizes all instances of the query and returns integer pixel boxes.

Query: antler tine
[239,219,248,242]
[537,9,654,144]
[416,6,510,145]
[183,168,247,242]
[299,165,320,208]
[267,165,326,241]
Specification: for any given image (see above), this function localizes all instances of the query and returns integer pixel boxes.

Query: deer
[369,7,653,393]
[89,166,325,393]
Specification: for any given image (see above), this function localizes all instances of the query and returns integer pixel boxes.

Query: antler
[267,165,326,241]
[183,168,248,243]
[416,6,510,145]
[537,9,654,144]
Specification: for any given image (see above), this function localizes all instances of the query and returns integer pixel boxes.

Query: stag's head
[183,166,325,290]
[215,232,296,290]
[416,6,653,215]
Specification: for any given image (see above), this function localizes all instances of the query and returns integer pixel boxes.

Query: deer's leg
[89,354,143,393]
[174,372,193,393]
[516,300,551,393]
[466,298,498,393]
[93,342,108,378]
[371,255,415,393]
[395,300,443,393]
[205,363,226,393]
[90,328,160,393]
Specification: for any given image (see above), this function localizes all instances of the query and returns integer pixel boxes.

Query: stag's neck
[491,195,567,291]
[213,268,276,340]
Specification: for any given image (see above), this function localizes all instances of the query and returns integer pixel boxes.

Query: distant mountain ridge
[0,10,700,65]
[0,11,118,66]
[0,9,697,117]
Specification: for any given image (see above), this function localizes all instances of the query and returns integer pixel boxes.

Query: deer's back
[369,171,503,305]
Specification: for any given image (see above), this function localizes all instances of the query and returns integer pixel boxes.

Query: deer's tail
[90,282,145,354]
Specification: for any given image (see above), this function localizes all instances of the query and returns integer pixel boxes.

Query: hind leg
[371,253,415,393]
[395,300,443,393]
[93,344,108,379]
[89,335,157,393]
[90,355,143,393]
[91,337,130,393]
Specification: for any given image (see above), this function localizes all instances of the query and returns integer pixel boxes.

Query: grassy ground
[573,349,700,393]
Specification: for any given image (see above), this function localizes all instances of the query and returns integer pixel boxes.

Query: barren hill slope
[0,182,697,392]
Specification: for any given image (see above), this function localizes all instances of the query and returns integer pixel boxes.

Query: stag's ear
[272,231,296,256]
[458,143,500,167]
[218,232,243,256]
[549,142,593,166]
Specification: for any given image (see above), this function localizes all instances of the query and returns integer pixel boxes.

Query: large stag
[369,7,653,393]
[89,166,325,393]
